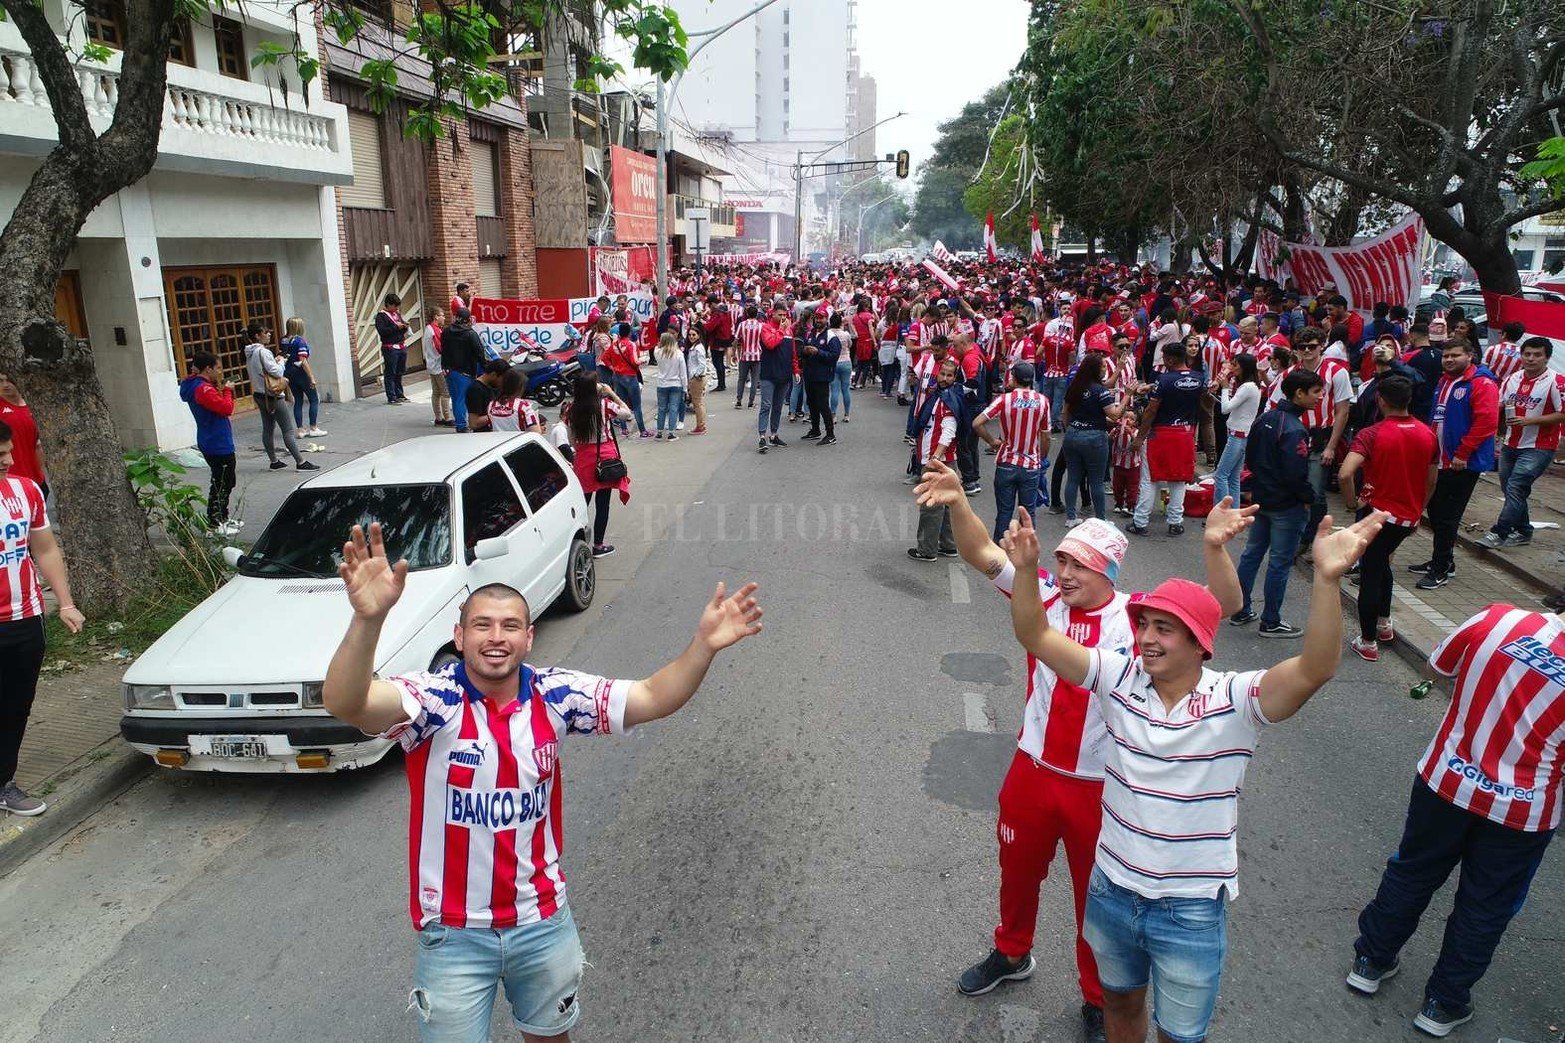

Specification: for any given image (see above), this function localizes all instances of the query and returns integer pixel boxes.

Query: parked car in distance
[120,433,597,774]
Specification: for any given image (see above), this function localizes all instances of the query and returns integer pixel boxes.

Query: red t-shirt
[1349,416,1439,527]
[0,402,43,485]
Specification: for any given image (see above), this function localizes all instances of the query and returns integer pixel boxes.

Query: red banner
[610,145,658,244]
[1257,213,1424,319]
[1483,293,1565,342]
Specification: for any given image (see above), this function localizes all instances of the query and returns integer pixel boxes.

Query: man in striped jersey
[1475,337,1565,551]
[323,523,762,1042]
[1003,503,1384,1043]
[1266,328,1356,537]
[974,362,1052,541]
[1348,602,1565,1037]
[732,305,766,409]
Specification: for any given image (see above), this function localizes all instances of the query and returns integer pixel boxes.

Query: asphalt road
[2,393,1561,1043]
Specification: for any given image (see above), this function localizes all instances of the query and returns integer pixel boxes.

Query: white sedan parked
[120,433,597,773]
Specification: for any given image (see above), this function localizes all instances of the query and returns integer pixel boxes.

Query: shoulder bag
[594,405,629,484]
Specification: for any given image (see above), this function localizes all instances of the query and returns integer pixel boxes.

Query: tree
[910,81,1015,248]
[0,1,687,611]
[961,115,1045,251]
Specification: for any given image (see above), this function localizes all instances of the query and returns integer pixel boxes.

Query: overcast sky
[856,0,1030,183]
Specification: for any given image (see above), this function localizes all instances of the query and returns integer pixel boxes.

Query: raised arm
[623,582,763,727]
[1002,508,1091,685]
[1202,496,1257,617]
[323,523,414,736]
[915,458,1006,576]
[1257,512,1386,721]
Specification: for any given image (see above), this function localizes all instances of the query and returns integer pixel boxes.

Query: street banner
[1483,292,1565,346]
[921,257,960,292]
[1030,214,1045,262]
[590,246,657,296]
[930,240,954,263]
[1256,213,1425,318]
[609,146,658,243]
[984,212,998,263]
[700,252,789,266]
[569,291,654,327]
[470,292,657,357]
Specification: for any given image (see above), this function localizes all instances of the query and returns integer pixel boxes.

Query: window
[471,140,499,217]
[213,16,247,80]
[84,0,126,49]
[784,77,789,93]
[342,109,387,208]
[782,8,789,23]
[460,462,527,561]
[505,444,569,513]
[478,258,502,298]
[1514,249,1536,270]
[167,19,195,66]
[163,265,280,401]
[243,485,452,577]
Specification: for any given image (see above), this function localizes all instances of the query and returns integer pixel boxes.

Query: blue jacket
[1432,364,1499,472]
[800,330,842,382]
[1245,400,1313,510]
[179,374,235,455]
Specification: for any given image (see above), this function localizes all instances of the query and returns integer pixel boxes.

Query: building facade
[0,2,354,449]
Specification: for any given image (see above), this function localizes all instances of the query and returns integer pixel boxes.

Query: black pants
[0,616,47,786]
[957,415,980,486]
[805,380,834,437]
[1356,523,1414,640]
[1428,469,1480,574]
[592,487,612,546]
[711,343,728,390]
[204,452,236,525]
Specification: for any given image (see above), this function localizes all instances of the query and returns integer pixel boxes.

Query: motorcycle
[511,348,579,407]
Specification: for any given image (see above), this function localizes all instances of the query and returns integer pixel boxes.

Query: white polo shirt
[1083,648,1271,900]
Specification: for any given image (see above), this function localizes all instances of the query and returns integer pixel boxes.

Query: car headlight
[301,682,325,708]
[124,684,174,710]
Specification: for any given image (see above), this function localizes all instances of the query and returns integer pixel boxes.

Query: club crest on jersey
[533,740,558,777]
[1184,688,1232,720]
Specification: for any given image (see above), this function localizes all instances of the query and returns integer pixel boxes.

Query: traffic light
[895,149,910,179]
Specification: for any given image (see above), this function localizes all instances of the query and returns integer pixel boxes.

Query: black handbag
[593,407,629,484]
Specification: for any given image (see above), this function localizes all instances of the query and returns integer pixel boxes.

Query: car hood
[123,571,461,686]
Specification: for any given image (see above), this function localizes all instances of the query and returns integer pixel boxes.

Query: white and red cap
[1056,518,1128,584]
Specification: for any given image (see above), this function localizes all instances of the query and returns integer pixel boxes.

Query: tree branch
[96,1,177,187]
[1498,191,1565,229]
[0,0,96,153]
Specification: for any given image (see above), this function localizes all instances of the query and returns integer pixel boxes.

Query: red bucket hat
[1126,578,1222,659]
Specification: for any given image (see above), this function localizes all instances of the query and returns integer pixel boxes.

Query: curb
[1453,529,1557,596]
[1332,580,1449,689]
[0,740,150,879]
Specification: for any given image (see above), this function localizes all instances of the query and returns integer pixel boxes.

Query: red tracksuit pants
[993,748,1105,1007]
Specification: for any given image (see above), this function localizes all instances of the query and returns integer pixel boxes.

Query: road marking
[963,691,992,732]
[949,563,970,603]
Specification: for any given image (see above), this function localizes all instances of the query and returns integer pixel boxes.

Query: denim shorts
[1082,867,1228,1043]
[410,905,584,1041]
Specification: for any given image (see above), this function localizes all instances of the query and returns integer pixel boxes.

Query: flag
[930,240,954,263]
[921,257,960,292]
[984,212,998,263]
[1030,214,1045,262]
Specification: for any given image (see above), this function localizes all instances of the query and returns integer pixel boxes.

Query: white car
[120,434,596,773]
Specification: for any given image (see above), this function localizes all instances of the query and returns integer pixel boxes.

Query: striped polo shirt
[1083,648,1271,901]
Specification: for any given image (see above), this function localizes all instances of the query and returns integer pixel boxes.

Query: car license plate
[203,735,269,758]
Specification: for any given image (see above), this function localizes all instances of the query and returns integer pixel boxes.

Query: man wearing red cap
[915,460,1252,1043]
[1002,504,1385,1043]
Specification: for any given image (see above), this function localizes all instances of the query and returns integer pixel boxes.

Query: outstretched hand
[999,506,1041,572]
[1204,496,1259,548]
[338,522,409,621]
[696,581,763,653]
[914,459,966,508]
[1312,512,1387,582]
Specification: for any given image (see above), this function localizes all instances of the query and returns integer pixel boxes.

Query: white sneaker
[677,421,685,431]
[220,520,244,536]
[307,427,328,437]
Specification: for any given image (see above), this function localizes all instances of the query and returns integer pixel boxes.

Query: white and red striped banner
[1258,213,1425,319]
[1030,214,1045,262]
[921,257,960,292]
[930,240,954,263]
[984,212,998,263]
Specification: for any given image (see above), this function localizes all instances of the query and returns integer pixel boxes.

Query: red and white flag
[984,212,998,263]
[930,240,954,263]
[1029,214,1045,262]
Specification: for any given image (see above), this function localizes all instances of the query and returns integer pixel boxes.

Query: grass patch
[42,556,219,674]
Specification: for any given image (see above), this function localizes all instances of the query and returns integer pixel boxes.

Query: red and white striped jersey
[1484,341,1524,386]
[735,318,766,361]
[384,662,633,929]
[992,563,1133,779]
[487,397,540,432]
[915,394,957,465]
[978,388,1051,470]
[1110,416,1143,468]
[1201,337,1232,383]
[1038,318,1076,377]
[0,477,47,623]
[1268,358,1354,428]
[1501,371,1565,451]
[1424,605,1565,832]
[911,350,943,411]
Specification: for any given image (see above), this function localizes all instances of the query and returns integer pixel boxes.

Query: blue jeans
[1355,778,1555,1011]
[1494,445,1550,536]
[382,346,407,402]
[1235,505,1309,624]
[289,380,319,428]
[757,377,788,437]
[829,358,853,416]
[992,463,1041,541]
[445,370,472,432]
[1039,374,1068,430]
[411,905,584,1042]
[1083,867,1228,1043]
[1063,428,1111,521]
[790,376,806,416]
[610,374,647,433]
[1212,433,1245,507]
[655,385,682,432]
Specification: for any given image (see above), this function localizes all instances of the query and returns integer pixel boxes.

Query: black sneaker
[1081,1003,1106,1043]
[1412,997,1473,1037]
[957,949,1035,996]
[758,439,768,454]
[818,435,838,446]
[1259,621,1304,638]
[297,461,320,471]
[0,780,46,817]
[269,460,288,470]
[592,544,615,558]
[963,483,982,496]
[1415,570,1451,590]
[1049,503,1066,515]
[907,548,938,563]
[937,548,959,558]
[1345,953,1399,995]
[1407,560,1455,576]
[1543,592,1565,612]
[1167,524,1185,536]
[769,436,788,448]
[1228,610,1258,626]
[801,431,820,440]
[1126,522,1150,536]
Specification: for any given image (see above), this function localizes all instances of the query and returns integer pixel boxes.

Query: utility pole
[793,149,803,264]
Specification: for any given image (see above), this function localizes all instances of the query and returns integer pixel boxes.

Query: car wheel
[563,538,595,612]
[430,649,461,671]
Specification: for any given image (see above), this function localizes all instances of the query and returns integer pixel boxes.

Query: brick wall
[499,124,539,298]
[424,121,480,313]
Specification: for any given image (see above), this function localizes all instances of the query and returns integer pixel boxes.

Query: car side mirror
[221,546,244,568]
[473,537,510,561]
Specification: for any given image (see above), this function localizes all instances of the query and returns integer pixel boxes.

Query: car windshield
[241,484,453,578]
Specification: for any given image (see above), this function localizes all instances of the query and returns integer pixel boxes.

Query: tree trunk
[1085,236,1098,263]
[1171,239,1194,274]
[1282,177,1309,243]
[1322,182,1369,246]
